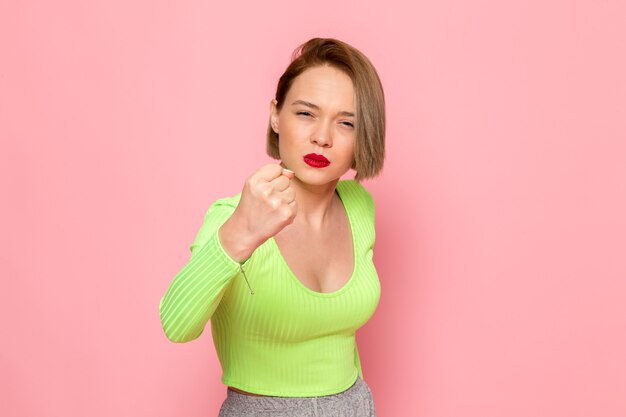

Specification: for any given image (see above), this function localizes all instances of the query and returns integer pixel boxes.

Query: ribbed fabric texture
[159,179,381,397]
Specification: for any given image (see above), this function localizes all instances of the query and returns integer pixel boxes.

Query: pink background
[2,1,625,416]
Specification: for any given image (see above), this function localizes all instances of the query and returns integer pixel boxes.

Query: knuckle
[280,206,293,219]
[269,197,281,210]
[245,175,256,188]
[262,163,280,176]
[261,186,272,199]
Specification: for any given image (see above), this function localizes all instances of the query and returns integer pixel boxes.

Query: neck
[290,176,340,230]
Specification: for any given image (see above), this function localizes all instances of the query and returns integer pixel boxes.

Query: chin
[295,168,347,186]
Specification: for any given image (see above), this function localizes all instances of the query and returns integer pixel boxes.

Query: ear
[269,99,279,134]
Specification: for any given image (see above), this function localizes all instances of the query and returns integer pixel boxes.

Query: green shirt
[159,179,381,397]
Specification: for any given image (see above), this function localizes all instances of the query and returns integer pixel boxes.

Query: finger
[287,199,297,216]
[276,187,296,203]
[281,168,294,179]
[255,163,285,182]
[268,174,291,191]
[279,161,295,179]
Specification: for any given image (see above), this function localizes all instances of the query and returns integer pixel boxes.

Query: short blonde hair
[266,38,385,182]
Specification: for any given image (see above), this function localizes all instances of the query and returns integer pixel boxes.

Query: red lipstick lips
[303,153,330,168]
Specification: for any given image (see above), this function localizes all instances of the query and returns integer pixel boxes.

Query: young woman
[159,37,385,416]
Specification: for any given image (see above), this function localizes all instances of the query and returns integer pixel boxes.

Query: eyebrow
[291,100,354,117]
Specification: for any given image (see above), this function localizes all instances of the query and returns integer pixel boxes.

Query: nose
[311,120,332,148]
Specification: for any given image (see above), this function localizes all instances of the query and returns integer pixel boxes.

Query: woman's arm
[160,164,295,343]
[159,198,252,343]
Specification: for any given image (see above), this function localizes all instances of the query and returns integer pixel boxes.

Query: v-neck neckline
[269,180,357,298]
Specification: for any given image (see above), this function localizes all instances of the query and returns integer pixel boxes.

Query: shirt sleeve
[159,197,251,343]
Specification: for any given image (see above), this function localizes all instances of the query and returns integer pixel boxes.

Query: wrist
[218,215,259,263]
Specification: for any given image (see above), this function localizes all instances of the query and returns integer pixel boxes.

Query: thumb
[280,161,295,179]
[282,168,295,179]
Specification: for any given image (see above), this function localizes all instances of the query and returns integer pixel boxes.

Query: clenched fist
[219,163,297,263]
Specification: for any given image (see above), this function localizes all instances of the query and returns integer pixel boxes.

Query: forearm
[159,203,255,343]
[159,226,245,342]
[218,213,261,264]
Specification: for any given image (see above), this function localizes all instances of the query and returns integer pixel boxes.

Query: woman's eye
[341,121,355,128]
[296,111,313,117]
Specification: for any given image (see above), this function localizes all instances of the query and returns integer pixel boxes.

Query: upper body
[159,37,386,397]
[159,179,380,396]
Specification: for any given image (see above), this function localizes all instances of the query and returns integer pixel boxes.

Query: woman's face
[270,65,356,187]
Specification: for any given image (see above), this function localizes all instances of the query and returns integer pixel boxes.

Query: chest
[216,189,381,342]
[273,210,354,294]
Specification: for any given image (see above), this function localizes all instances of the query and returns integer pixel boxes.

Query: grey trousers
[217,376,377,416]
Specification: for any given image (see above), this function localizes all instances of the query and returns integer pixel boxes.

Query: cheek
[338,143,356,166]
[277,135,296,161]
[278,116,297,137]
